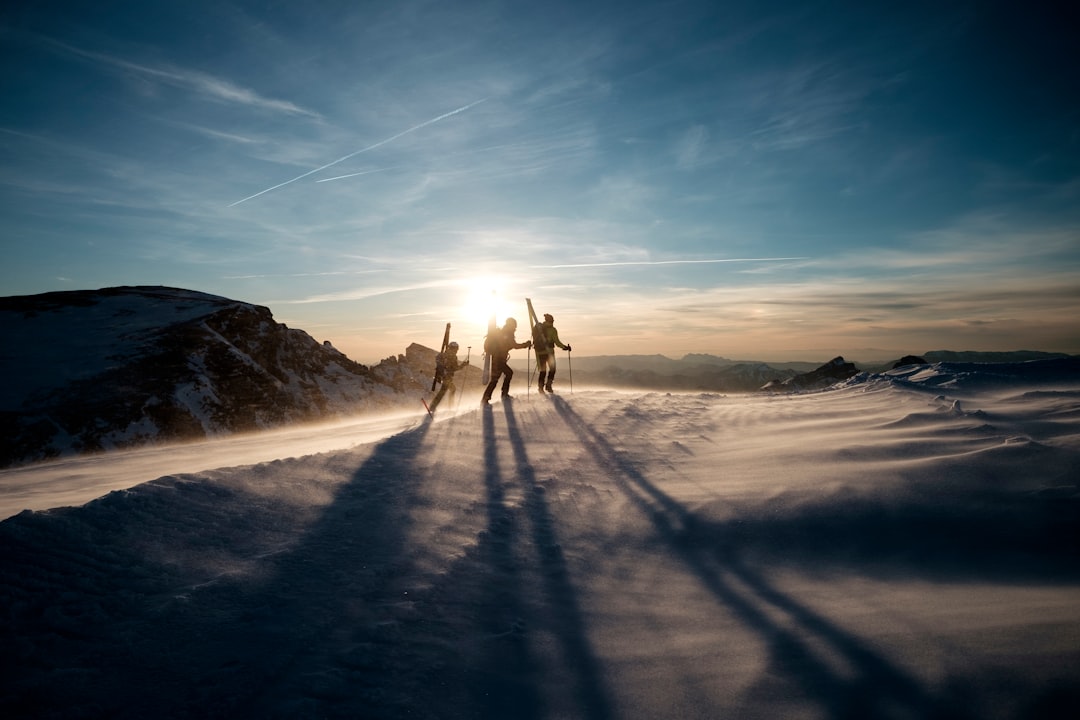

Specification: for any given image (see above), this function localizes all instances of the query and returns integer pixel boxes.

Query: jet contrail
[315,167,394,183]
[229,98,487,207]
[533,257,808,269]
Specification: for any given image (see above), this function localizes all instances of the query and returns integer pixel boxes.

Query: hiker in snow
[481,317,531,404]
[535,313,571,394]
[430,342,468,412]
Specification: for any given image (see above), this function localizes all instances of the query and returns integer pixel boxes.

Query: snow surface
[2,361,1079,719]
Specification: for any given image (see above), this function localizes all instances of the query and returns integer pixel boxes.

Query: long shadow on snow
[103,398,611,720]
[439,403,545,720]
[0,416,444,719]
[406,403,612,720]
[550,395,977,720]
[502,401,613,720]
[166,415,443,719]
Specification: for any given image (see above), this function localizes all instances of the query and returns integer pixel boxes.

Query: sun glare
[459,278,517,333]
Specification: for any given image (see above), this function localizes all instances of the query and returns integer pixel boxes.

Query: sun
[458,277,516,333]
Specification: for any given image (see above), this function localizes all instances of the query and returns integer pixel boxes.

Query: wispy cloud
[534,257,809,269]
[222,270,385,280]
[675,125,709,169]
[820,214,1080,273]
[44,38,321,118]
[742,60,870,153]
[272,280,447,305]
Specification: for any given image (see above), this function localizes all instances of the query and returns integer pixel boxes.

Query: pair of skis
[526,298,548,355]
[526,298,545,398]
[424,322,453,416]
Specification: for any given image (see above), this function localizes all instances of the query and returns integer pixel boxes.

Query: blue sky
[2,0,1077,363]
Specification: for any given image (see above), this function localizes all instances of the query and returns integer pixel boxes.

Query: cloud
[221,270,385,280]
[45,38,321,118]
[271,279,450,305]
[819,214,1080,275]
[167,122,260,145]
[675,125,709,169]
[741,60,871,153]
[534,257,809,269]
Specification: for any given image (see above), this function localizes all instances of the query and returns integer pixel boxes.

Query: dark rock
[893,355,928,369]
[760,356,859,392]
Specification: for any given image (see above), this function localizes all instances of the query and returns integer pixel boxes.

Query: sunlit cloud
[534,257,809,269]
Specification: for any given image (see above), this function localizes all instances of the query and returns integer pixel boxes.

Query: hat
[448,341,459,350]
[505,317,517,327]
[544,313,554,322]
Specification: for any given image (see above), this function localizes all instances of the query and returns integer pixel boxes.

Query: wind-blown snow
[2,360,1079,718]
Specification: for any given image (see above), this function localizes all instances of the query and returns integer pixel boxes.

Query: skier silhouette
[481,318,531,404]
[429,342,468,412]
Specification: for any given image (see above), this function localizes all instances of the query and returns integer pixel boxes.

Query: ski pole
[567,347,573,394]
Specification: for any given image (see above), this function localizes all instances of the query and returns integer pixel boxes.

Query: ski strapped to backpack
[482,309,496,384]
[526,298,548,354]
[432,322,451,391]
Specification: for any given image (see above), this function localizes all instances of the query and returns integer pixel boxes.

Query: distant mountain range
[1,286,1072,467]
[558,350,1073,393]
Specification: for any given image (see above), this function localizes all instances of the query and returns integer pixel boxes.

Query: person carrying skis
[481,318,531,404]
[535,313,571,393]
[429,342,468,412]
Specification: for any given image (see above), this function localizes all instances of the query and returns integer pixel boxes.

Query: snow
[2,361,1079,718]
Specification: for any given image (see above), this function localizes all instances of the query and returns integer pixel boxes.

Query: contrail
[229,98,487,207]
[316,167,395,183]
[533,257,808,269]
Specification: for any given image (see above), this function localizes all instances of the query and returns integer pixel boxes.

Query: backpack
[531,322,549,353]
[484,328,506,356]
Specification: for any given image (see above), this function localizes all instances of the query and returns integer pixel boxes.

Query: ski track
[2,385,1080,718]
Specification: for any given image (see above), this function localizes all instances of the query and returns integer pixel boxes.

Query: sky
[1,0,1077,364]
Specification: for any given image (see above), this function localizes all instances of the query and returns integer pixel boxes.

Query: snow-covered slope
[1,360,1078,718]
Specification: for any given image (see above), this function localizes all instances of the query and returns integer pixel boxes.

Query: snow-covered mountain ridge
[0,286,439,468]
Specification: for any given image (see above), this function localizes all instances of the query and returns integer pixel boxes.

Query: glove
[565,344,572,352]
[526,341,533,348]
